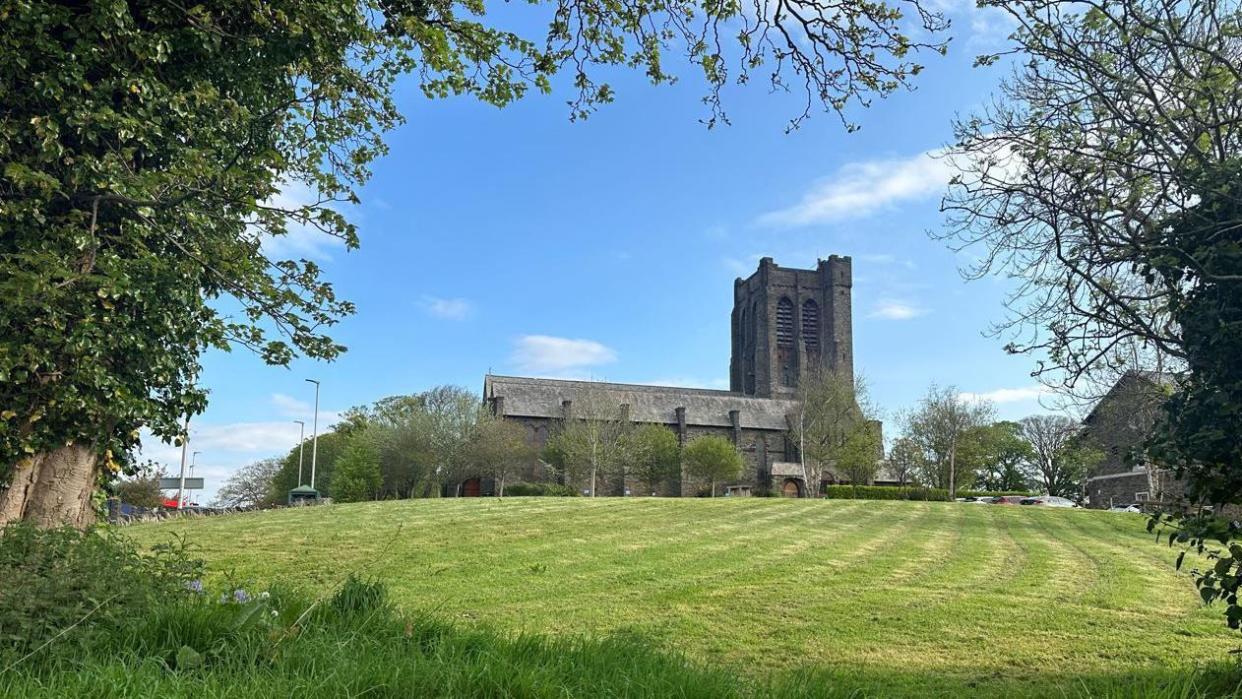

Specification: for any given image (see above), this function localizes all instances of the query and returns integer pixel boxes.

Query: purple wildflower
[184,579,204,593]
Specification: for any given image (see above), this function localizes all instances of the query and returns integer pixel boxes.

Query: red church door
[462,478,481,497]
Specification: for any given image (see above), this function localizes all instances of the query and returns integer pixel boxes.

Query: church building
[481,256,884,496]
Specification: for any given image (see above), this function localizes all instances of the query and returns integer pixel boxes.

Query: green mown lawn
[130,498,1239,696]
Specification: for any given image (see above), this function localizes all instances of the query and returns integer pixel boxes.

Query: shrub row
[822,485,951,501]
[502,482,580,497]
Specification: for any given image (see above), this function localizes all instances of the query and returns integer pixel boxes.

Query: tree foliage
[682,435,743,497]
[788,371,880,492]
[332,437,383,503]
[214,457,282,509]
[937,0,1242,400]
[464,413,537,497]
[960,421,1034,492]
[110,461,167,509]
[903,384,993,495]
[885,436,924,487]
[543,390,633,496]
[1146,169,1242,507]
[626,424,682,496]
[1018,415,1098,497]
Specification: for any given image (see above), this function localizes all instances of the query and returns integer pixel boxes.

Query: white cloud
[868,300,928,320]
[420,295,473,320]
[257,180,348,260]
[958,386,1050,404]
[271,393,311,418]
[511,335,617,373]
[757,149,953,227]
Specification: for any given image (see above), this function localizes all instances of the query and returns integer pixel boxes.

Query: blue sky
[142,1,1068,499]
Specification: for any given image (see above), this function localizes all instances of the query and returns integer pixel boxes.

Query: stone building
[1081,371,1181,508]
[479,256,888,497]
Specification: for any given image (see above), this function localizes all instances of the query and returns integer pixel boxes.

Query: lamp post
[191,451,201,478]
[305,379,320,489]
[176,418,190,509]
[294,420,306,486]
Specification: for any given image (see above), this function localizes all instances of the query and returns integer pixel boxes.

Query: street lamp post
[305,379,320,489]
[191,451,201,478]
[176,418,190,509]
[294,420,306,486]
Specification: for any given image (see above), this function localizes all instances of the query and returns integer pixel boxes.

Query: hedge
[501,482,579,497]
[822,485,951,501]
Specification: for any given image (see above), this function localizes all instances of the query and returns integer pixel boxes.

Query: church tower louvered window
[776,298,794,347]
[802,299,820,351]
[776,297,796,387]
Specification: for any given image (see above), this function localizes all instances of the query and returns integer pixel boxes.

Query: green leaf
[176,645,203,670]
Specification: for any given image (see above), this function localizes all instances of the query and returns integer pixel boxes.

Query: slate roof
[483,375,800,431]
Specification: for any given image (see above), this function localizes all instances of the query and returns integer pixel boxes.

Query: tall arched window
[776,298,795,348]
[776,297,796,386]
[802,299,820,351]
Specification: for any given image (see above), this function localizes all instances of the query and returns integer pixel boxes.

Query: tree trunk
[0,444,98,529]
[948,440,957,498]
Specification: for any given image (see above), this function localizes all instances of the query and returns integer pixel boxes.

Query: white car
[1108,504,1142,513]
[1035,496,1078,508]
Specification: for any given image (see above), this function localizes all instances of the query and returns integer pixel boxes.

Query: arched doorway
[781,478,803,498]
[461,477,481,497]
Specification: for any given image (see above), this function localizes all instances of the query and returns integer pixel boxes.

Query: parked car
[1035,496,1078,508]
[991,495,1028,505]
[1109,503,1143,513]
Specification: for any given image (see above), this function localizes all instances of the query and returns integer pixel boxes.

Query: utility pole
[176,418,190,509]
[306,378,320,489]
[294,420,306,486]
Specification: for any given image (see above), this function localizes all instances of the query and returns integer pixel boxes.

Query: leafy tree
[213,458,282,509]
[789,371,880,494]
[682,435,743,497]
[544,389,632,497]
[110,461,167,509]
[1019,415,1098,497]
[332,438,383,503]
[961,421,1034,492]
[465,414,537,497]
[936,0,1240,401]
[886,436,925,487]
[1147,169,1242,507]
[269,428,354,501]
[904,385,993,496]
[627,425,682,496]
[415,387,484,496]
[1,0,947,529]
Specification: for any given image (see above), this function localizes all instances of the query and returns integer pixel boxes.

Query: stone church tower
[729,256,853,398]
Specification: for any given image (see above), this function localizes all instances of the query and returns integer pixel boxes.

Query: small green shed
[288,485,321,506]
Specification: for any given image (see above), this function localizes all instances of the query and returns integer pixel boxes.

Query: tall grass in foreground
[1,574,1239,698]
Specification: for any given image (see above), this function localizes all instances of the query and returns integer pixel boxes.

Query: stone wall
[489,414,790,497]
